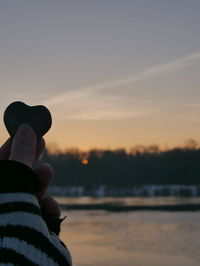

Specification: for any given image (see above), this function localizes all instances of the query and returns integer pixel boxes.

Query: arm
[0,125,72,266]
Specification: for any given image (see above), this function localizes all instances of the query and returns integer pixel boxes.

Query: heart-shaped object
[4,101,52,139]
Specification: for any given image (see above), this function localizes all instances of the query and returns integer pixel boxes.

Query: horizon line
[46,139,199,154]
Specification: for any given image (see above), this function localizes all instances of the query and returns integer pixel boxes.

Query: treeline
[40,144,200,187]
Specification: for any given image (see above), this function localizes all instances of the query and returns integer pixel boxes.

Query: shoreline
[60,203,200,212]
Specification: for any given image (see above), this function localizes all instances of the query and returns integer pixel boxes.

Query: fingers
[41,196,61,218]
[0,134,45,162]
[2,125,59,220]
[0,137,12,160]
[35,138,45,161]
[34,164,60,219]
[9,124,37,168]
[1,125,59,220]
[34,163,54,202]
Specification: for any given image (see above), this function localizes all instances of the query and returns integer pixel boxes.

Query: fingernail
[18,123,33,131]
[16,124,35,136]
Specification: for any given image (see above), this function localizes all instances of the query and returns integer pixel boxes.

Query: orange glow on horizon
[82,159,89,165]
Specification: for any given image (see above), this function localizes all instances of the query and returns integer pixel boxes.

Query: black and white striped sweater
[0,160,72,266]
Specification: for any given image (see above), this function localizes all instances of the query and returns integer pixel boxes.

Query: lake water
[57,197,200,266]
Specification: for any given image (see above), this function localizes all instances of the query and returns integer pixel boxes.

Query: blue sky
[0,1,200,150]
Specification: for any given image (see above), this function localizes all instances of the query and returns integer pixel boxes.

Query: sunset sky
[0,1,200,151]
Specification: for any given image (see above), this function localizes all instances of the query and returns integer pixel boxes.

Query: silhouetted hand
[0,124,61,218]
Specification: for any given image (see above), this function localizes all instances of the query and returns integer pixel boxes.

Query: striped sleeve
[0,160,72,266]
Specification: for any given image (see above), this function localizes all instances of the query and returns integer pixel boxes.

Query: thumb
[9,124,37,168]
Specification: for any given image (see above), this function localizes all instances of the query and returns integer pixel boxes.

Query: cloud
[51,93,155,120]
[42,51,200,120]
[43,51,200,107]
[64,109,148,120]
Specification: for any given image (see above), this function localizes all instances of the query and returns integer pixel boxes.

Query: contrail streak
[44,51,200,106]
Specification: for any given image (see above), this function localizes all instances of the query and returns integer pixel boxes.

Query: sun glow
[82,159,89,165]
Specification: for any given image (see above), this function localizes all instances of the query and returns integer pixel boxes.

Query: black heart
[4,101,52,139]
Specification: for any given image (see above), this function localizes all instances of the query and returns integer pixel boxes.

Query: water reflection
[56,196,200,206]
[58,198,200,266]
